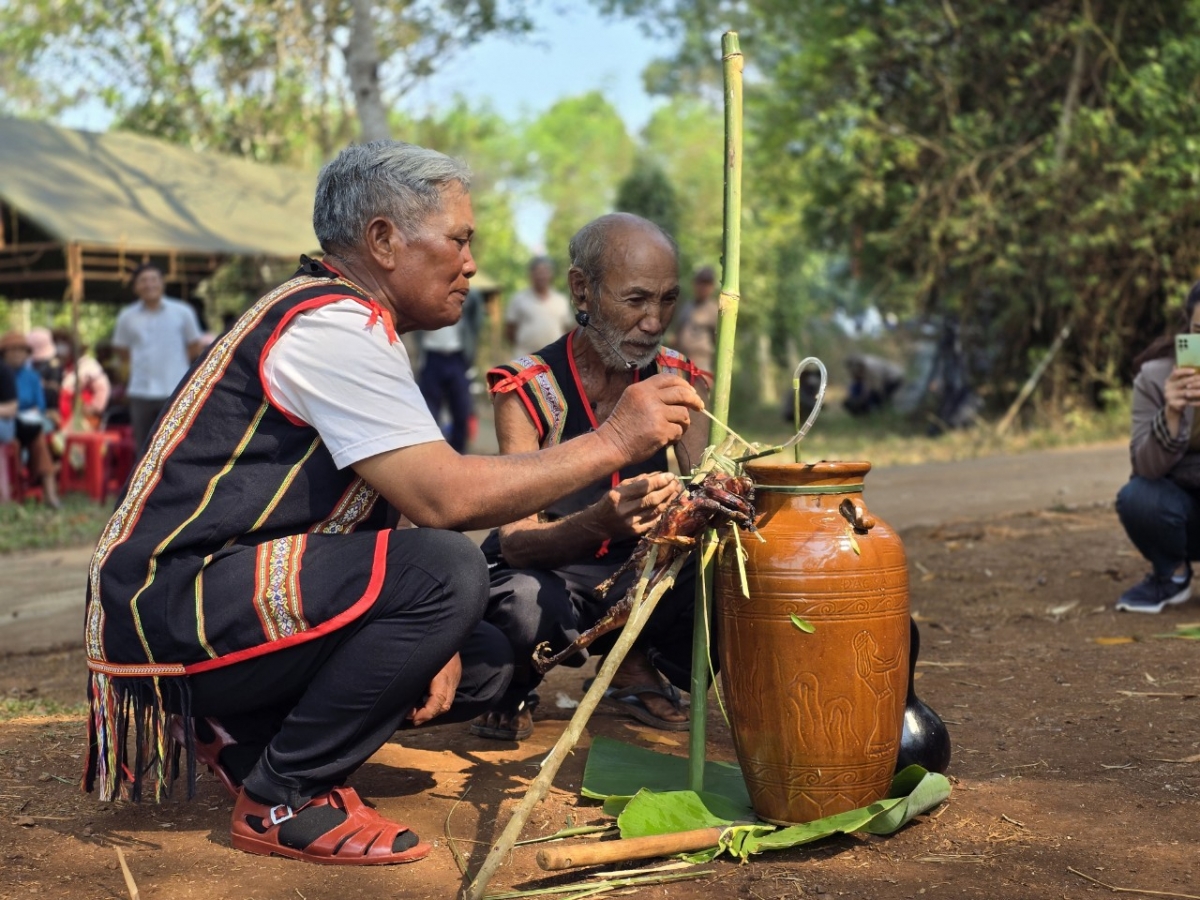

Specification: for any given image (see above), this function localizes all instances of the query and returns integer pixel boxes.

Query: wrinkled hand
[593,471,683,539]
[598,374,703,465]
[409,652,462,726]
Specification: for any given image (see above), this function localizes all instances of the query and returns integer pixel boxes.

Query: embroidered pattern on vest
[311,478,380,534]
[252,534,309,640]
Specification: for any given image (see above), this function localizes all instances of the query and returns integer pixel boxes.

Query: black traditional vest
[85,257,398,801]
[486,329,707,555]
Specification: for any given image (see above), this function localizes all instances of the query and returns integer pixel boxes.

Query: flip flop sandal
[230,786,430,865]
[468,694,538,742]
[169,715,240,798]
[601,682,691,732]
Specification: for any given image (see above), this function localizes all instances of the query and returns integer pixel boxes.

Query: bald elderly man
[474,213,713,742]
[83,147,703,867]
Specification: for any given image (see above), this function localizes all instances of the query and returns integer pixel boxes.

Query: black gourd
[896,617,951,774]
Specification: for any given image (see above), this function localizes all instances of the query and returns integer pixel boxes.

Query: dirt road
[0,442,1129,655]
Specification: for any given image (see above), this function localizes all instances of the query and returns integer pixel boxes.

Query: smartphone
[1176,334,1200,368]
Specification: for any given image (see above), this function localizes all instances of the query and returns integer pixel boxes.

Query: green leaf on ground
[583,740,950,863]
[1155,625,1200,640]
[581,736,752,814]
[789,613,815,633]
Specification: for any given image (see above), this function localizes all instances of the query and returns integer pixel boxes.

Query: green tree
[598,0,1200,409]
[615,155,681,241]
[522,92,636,266]
[0,0,533,163]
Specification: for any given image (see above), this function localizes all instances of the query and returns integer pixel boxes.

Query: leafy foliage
[597,0,1200,409]
[0,0,533,163]
[616,155,682,243]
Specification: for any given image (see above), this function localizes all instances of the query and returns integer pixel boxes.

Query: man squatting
[83,141,705,865]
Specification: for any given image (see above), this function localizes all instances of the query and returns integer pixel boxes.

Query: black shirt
[0,365,16,405]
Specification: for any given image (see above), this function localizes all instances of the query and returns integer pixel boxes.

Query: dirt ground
[1,501,1198,900]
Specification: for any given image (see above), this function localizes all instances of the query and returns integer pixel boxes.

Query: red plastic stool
[59,431,116,502]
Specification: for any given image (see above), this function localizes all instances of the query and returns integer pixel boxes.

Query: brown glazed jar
[715,460,909,825]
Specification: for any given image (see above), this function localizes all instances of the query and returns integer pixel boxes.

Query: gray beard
[588,315,660,371]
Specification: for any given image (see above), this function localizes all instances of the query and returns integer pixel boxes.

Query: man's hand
[592,472,683,539]
[597,374,704,465]
[409,652,462,726]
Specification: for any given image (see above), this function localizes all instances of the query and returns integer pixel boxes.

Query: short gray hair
[568,213,678,298]
[313,140,472,254]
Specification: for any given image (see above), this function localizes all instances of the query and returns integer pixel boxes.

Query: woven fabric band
[753,483,864,495]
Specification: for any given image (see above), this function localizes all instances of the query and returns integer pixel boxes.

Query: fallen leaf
[789,614,815,634]
[1047,601,1078,617]
[1094,636,1136,645]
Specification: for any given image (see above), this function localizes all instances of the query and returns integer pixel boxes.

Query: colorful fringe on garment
[84,671,196,802]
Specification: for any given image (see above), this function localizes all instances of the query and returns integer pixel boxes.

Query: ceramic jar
[716,460,910,825]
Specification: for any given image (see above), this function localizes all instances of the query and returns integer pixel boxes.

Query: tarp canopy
[0,117,319,257]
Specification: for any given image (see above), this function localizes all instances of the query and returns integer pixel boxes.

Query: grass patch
[0,697,88,721]
[0,495,112,555]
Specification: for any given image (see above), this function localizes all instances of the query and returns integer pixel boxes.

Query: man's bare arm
[353,375,701,532]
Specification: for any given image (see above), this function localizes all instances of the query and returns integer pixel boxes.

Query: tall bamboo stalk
[688,31,744,793]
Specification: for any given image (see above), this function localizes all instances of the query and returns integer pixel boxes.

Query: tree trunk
[1053,0,1090,168]
[346,0,391,143]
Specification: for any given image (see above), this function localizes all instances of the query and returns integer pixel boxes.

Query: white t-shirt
[262,299,445,470]
[112,297,202,399]
[504,288,574,357]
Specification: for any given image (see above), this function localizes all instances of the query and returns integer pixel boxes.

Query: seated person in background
[0,331,59,507]
[1116,280,1200,613]
[53,329,111,431]
[474,213,712,741]
[27,327,64,427]
[843,353,905,416]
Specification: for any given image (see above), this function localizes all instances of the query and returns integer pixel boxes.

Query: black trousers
[485,542,706,707]
[185,529,513,809]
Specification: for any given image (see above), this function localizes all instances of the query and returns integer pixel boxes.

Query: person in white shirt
[504,256,574,357]
[112,263,205,452]
[415,289,484,451]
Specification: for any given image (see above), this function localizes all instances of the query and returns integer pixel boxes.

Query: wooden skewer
[536,827,725,872]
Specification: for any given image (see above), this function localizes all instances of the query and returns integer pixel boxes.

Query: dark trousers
[418,351,473,453]
[485,544,707,708]
[1116,476,1200,580]
[186,529,513,809]
[129,397,169,455]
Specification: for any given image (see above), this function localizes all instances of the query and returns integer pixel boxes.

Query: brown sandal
[230,786,430,865]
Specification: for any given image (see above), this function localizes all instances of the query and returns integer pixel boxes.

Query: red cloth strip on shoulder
[655,351,710,385]
[487,364,551,394]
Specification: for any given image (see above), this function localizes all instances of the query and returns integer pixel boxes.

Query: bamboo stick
[536,827,724,872]
[463,553,687,900]
[688,30,744,794]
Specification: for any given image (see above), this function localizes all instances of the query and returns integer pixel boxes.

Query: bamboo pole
[463,554,687,900]
[688,30,744,793]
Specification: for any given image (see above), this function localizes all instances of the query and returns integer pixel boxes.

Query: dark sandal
[170,715,239,798]
[230,786,430,865]
[469,694,538,742]
[601,682,691,732]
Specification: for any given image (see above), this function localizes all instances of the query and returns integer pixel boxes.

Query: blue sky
[398,6,663,133]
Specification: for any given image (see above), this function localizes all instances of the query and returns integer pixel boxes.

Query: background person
[672,265,718,375]
[0,331,59,507]
[112,263,205,451]
[504,255,574,357]
[416,287,485,452]
[1116,280,1200,613]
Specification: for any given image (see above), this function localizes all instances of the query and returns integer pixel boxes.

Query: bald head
[567,213,678,304]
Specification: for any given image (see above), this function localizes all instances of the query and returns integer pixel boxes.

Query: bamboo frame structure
[688,30,744,793]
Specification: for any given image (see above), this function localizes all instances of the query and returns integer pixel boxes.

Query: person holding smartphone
[1116,280,1200,612]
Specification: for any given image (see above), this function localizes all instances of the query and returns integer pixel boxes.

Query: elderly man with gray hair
[82,143,703,866]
